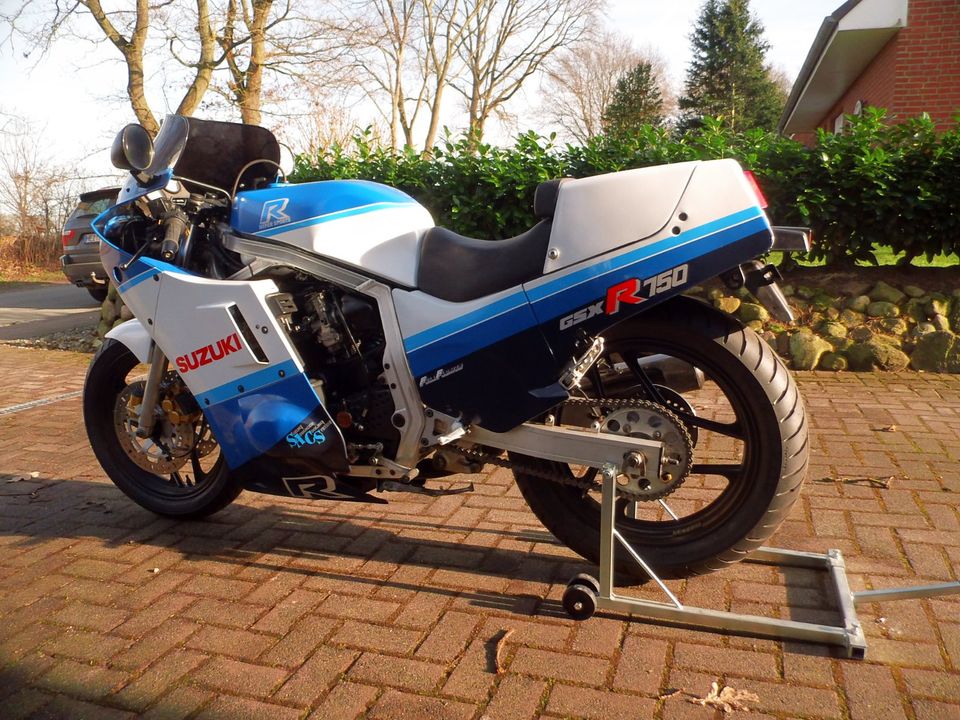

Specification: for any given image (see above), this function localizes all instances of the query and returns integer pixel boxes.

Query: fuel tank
[231,180,435,287]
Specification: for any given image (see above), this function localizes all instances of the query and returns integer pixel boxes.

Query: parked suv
[60,187,118,302]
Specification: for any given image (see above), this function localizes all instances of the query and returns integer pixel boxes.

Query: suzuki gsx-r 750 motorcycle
[84,115,810,582]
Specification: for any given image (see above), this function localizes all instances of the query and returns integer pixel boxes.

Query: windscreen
[172,117,281,194]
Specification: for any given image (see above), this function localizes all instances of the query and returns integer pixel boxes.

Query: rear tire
[84,339,244,519]
[513,296,808,581]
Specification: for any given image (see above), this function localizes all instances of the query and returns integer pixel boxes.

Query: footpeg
[379,479,474,497]
[561,337,605,390]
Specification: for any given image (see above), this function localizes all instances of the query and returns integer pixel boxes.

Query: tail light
[61,229,76,247]
[743,171,768,209]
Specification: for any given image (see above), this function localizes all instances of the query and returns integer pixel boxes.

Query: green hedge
[290,108,960,266]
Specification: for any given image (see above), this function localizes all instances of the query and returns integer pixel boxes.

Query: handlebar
[160,210,189,261]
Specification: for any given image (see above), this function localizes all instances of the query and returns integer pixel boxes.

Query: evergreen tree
[602,62,665,134]
[679,0,787,132]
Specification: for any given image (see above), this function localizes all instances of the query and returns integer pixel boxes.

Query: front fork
[135,344,168,438]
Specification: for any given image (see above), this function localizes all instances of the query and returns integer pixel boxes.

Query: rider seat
[417,179,570,303]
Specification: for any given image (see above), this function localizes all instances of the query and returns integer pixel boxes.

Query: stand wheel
[563,583,598,621]
[567,573,601,596]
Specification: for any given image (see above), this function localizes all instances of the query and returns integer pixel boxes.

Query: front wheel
[83,339,244,518]
[513,297,809,581]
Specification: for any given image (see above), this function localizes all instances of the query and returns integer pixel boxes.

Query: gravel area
[0,325,100,354]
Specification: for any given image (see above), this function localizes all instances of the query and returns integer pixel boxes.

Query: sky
[0,0,843,182]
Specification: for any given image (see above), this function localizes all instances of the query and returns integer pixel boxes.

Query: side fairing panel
[393,287,562,430]
[135,271,345,469]
[544,162,697,273]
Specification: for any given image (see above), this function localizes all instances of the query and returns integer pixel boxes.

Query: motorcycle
[84,115,810,582]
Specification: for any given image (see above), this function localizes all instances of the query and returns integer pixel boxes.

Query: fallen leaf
[495,629,514,674]
[687,681,759,714]
[877,425,898,432]
[150,568,160,574]
[658,688,682,700]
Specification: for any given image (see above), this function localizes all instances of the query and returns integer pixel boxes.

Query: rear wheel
[83,339,243,518]
[513,297,808,580]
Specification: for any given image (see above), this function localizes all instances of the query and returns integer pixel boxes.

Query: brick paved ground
[1,344,960,719]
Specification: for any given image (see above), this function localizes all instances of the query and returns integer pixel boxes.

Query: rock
[733,286,752,300]
[839,309,866,329]
[811,293,837,311]
[818,321,847,339]
[796,285,816,300]
[761,331,777,347]
[100,303,115,322]
[847,338,910,371]
[686,285,705,296]
[912,322,937,337]
[707,287,725,301]
[951,297,960,328]
[819,352,848,371]
[790,298,810,311]
[775,331,791,356]
[904,298,927,322]
[927,297,951,317]
[107,283,119,301]
[932,314,951,333]
[850,326,874,342]
[746,320,764,331]
[910,332,960,373]
[824,307,840,321]
[780,284,795,297]
[866,301,900,318]
[869,280,906,304]
[845,295,871,313]
[714,296,742,314]
[827,336,853,352]
[880,317,908,336]
[738,303,769,323]
[903,285,925,298]
[97,319,112,337]
[789,330,833,371]
[119,305,134,322]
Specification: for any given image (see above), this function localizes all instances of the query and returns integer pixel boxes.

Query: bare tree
[2,1,342,132]
[453,0,599,142]
[540,31,658,143]
[0,118,86,267]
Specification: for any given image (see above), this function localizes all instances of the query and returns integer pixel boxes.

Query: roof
[778,0,909,135]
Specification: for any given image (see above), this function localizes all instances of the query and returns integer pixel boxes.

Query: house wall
[814,0,960,134]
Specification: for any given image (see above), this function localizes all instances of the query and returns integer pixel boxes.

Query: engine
[267,272,400,460]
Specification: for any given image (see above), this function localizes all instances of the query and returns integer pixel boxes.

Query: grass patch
[769,248,959,268]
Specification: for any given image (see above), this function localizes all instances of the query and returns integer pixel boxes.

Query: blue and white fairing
[232,180,434,287]
[94,174,348,472]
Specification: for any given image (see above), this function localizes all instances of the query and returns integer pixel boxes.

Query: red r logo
[605,278,644,315]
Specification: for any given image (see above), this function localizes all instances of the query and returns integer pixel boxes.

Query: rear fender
[105,319,152,363]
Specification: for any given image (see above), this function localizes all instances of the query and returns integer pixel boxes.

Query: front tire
[83,339,244,518]
[513,297,808,580]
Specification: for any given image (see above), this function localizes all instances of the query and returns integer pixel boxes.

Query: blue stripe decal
[525,207,763,303]
[256,201,416,238]
[406,302,539,377]
[530,215,770,322]
[404,209,770,375]
[196,359,301,408]
[404,291,530,353]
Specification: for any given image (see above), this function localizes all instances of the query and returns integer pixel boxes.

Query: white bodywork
[543,162,696,273]
[262,204,434,287]
[117,268,304,401]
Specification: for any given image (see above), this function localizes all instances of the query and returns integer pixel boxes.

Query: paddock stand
[561,469,960,660]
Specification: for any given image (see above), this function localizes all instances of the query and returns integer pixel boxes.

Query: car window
[76,197,115,216]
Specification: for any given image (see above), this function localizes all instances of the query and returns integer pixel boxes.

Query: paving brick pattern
[1,345,960,718]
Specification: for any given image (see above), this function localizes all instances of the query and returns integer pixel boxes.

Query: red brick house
[778,0,960,140]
